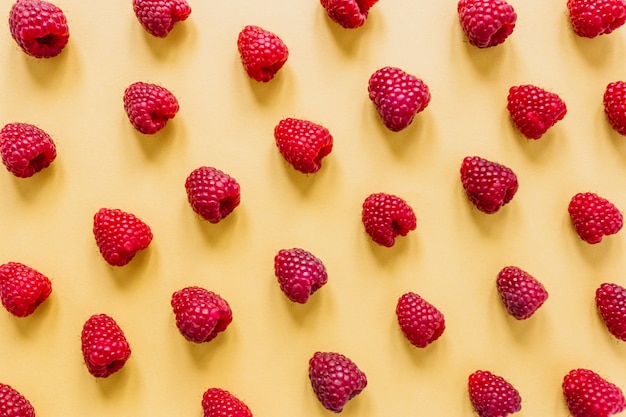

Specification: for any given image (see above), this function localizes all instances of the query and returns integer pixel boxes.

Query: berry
[563,368,626,417]
[457,0,517,48]
[81,314,131,378]
[568,192,623,244]
[185,166,241,224]
[460,156,519,214]
[93,208,153,266]
[274,248,328,303]
[596,283,626,341]
[361,192,417,247]
[201,387,252,417]
[496,266,549,320]
[0,383,35,417]
[171,286,233,343]
[567,0,626,38]
[132,0,191,38]
[274,118,333,174]
[0,262,52,317]
[0,122,56,178]
[9,0,69,58]
[237,25,289,82]
[320,0,379,29]
[468,370,522,417]
[507,85,567,139]
[396,292,445,348]
[308,351,367,413]
[123,82,179,134]
[603,81,626,135]
[367,66,431,132]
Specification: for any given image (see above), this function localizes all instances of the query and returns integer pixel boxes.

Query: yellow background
[1,0,626,415]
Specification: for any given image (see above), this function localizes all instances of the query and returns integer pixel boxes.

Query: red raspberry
[362,192,417,247]
[507,85,567,140]
[563,369,626,417]
[367,66,431,132]
[171,286,233,343]
[0,262,52,317]
[596,283,626,341]
[123,82,179,134]
[92,208,153,266]
[496,266,549,320]
[320,0,379,29]
[603,81,626,135]
[9,0,69,58]
[460,156,519,214]
[201,387,252,417]
[457,0,517,48]
[396,292,445,348]
[237,25,289,82]
[468,370,522,417]
[0,122,56,178]
[568,192,623,244]
[81,313,131,378]
[567,0,626,38]
[185,166,241,224]
[308,351,367,413]
[274,248,328,303]
[274,118,333,174]
[0,383,35,417]
[132,0,191,38]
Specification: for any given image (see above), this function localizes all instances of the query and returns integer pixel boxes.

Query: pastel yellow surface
[1,0,626,415]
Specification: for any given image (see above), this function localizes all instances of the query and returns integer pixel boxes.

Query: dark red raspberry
[237,25,289,82]
[171,286,233,343]
[0,262,52,317]
[92,208,153,266]
[457,0,517,48]
[320,0,379,28]
[274,248,328,303]
[202,387,253,417]
[496,266,548,320]
[123,82,179,134]
[567,0,626,38]
[603,81,626,136]
[507,85,567,139]
[0,122,56,178]
[468,370,521,417]
[185,166,241,224]
[362,192,417,247]
[568,192,623,244]
[563,369,626,417]
[132,0,191,37]
[0,383,35,417]
[596,283,626,341]
[9,0,69,58]
[81,313,131,378]
[460,156,519,214]
[396,292,445,348]
[274,118,333,174]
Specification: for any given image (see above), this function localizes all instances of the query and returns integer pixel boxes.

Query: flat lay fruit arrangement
[1,0,626,415]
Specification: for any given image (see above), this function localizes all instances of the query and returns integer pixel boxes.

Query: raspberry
[361,192,417,247]
[460,156,519,214]
[563,369,626,417]
[603,81,626,136]
[92,208,153,266]
[237,25,289,82]
[0,122,57,178]
[596,283,626,341]
[468,370,522,417]
[320,0,379,29]
[567,0,626,38]
[81,313,131,378]
[185,166,241,224]
[457,0,517,48]
[132,0,191,38]
[507,85,567,139]
[367,66,431,132]
[396,292,445,348]
[9,0,69,58]
[274,248,328,303]
[308,351,367,413]
[568,192,623,244]
[0,262,52,317]
[123,82,179,134]
[496,266,549,320]
[201,387,252,417]
[0,383,35,417]
[171,286,233,343]
[274,118,333,174]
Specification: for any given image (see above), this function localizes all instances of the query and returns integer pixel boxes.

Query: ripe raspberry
[507,85,567,139]
[396,292,445,348]
[9,0,69,58]
[563,368,626,417]
[123,82,179,134]
[308,351,367,413]
[603,81,626,136]
[185,166,241,224]
[171,286,233,343]
[367,66,431,132]
[132,0,191,38]
[460,156,519,214]
[274,118,333,174]
[93,208,153,266]
[568,192,623,244]
[596,283,626,341]
[274,248,328,303]
[496,266,549,320]
[468,370,522,417]
[0,122,56,178]
[201,387,252,417]
[0,262,52,317]
[567,0,626,38]
[457,0,517,48]
[237,25,289,82]
[0,383,35,417]
[362,192,417,247]
[320,0,379,29]
[81,313,131,378]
